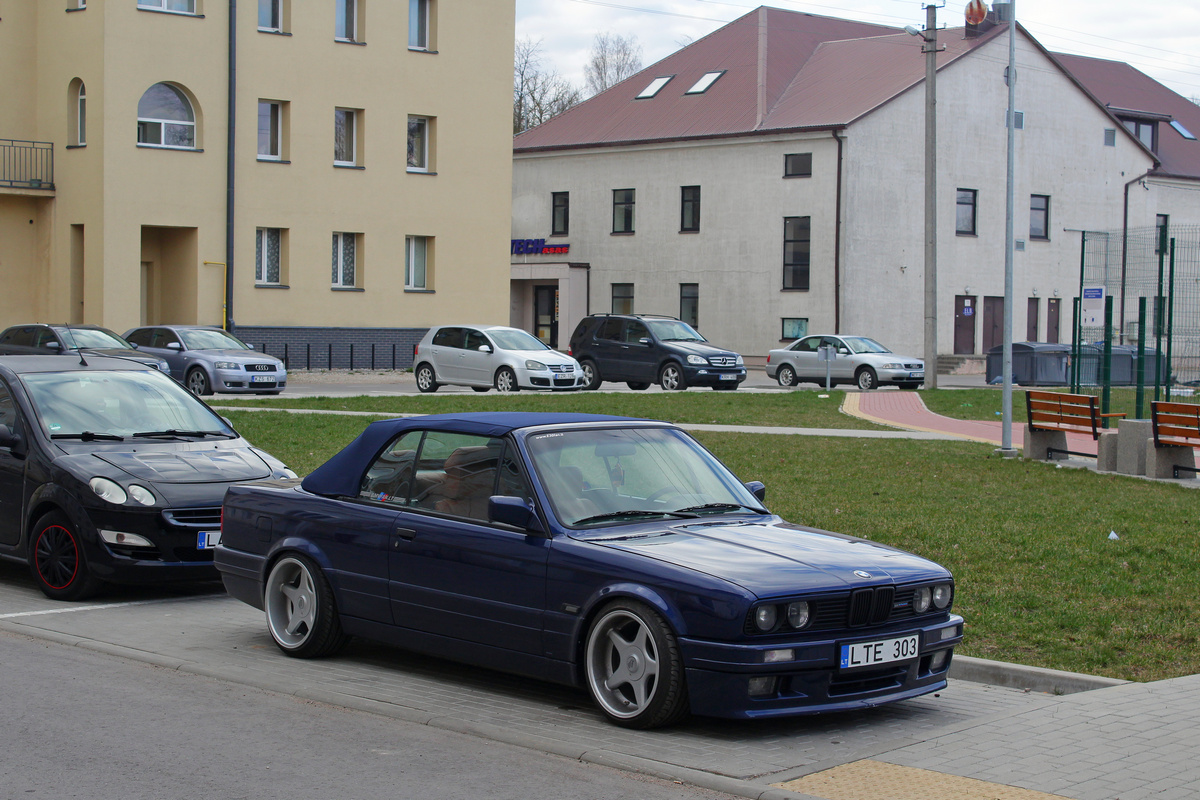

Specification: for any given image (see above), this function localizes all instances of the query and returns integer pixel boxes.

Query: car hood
[91,445,272,483]
[196,349,279,363]
[79,347,163,364]
[587,517,947,597]
[657,340,737,358]
[508,349,577,365]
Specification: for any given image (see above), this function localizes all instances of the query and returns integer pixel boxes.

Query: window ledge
[136,7,204,17]
[258,157,290,164]
[258,28,291,36]
[679,229,699,234]
[335,38,367,46]
[1029,236,1051,242]
[406,168,437,175]
[956,232,978,238]
[137,144,203,152]
[783,174,812,179]
[66,6,87,12]
[404,288,435,294]
[610,231,636,236]
[331,286,365,292]
[780,288,810,292]
[549,233,568,238]
[334,163,365,170]
[255,283,290,289]
[408,47,438,54]
[65,144,86,150]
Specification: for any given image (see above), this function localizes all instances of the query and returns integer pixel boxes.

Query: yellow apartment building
[0,0,514,366]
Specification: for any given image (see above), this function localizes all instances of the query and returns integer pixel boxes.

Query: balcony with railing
[1,140,55,190]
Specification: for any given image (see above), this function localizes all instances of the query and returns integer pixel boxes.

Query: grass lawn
[223,405,1200,684]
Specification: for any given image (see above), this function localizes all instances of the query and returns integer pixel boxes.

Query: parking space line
[0,595,220,619]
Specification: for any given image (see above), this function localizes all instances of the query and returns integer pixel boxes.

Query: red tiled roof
[1053,52,1200,179]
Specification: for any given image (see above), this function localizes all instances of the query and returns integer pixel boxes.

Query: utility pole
[999,0,1018,456]
[921,4,939,390]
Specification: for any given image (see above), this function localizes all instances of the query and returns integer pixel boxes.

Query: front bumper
[81,505,222,584]
[522,367,586,390]
[681,614,963,718]
[683,367,747,386]
[878,368,924,387]
[216,367,288,393]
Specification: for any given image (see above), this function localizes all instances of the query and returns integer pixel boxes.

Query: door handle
[395,527,416,540]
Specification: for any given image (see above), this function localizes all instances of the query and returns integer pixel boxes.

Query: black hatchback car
[568,314,746,391]
[0,356,294,600]
[0,323,171,373]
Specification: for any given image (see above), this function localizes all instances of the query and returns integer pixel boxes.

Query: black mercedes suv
[568,314,746,391]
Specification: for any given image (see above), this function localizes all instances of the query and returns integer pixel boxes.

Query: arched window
[69,78,86,146]
[137,83,195,148]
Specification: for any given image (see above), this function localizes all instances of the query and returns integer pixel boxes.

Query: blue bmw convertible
[215,412,962,729]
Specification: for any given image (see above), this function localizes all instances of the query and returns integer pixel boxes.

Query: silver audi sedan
[766,335,924,390]
[123,325,287,396]
[413,325,584,392]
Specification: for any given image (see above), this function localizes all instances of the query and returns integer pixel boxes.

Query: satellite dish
[965,0,987,25]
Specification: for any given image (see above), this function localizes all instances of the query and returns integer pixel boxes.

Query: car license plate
[910,372,924,379]
[840,634,919,669]
[719,373,737,380]
[197,530,221,549]
[250,375,274,383]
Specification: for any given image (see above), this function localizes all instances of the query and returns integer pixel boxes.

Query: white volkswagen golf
[412,325,585,393]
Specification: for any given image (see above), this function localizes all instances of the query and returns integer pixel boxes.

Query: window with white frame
[258,101,282,160]
[137,83,196,148]
[258,0,282,31]
[332,232,357,287]
[69,79,86,146]
[335,0,358,41]
[406,236,429,289]
[407,116,430,171]
[409,0,432,50]
[334,108,357,165]
[256,228,282,284]
[138,0,196,13]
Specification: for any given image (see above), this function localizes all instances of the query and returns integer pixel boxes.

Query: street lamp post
[999,1,1018,457]
[907,5,941,390]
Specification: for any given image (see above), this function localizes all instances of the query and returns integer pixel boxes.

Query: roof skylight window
[685,71,725,95]
[1170,120,1196,140]
[636,76,674,99]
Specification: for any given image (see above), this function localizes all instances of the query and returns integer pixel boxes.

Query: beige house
[0,0,514,365]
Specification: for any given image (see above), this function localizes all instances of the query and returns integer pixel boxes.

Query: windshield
[58,328,132,350]
[23,369,234,439]
[644,319,705,343]
[178,328,250,351]
[843,337,890,354]
[488,328,550,352]
[525,426,764,528]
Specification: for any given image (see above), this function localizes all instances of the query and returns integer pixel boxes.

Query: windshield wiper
[132,429,235,439]
[51,431,125,441]
[672,502,768,515]
[574,509,697,525]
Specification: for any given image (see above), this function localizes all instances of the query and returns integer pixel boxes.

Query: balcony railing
[1,139,54,189]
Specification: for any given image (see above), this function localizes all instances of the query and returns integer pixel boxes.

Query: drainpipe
[224,0,237,331]
[832,129,844,333]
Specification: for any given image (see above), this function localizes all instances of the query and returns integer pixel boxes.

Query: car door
[824,336,856,380]
[621,320,658,383]
[131,328,185,379]
[591,318,626,380]
[0,379,25,546]
[427,327,465,382]
[387,430,548,656]
[457,328,494,387]
[787,336,822,379]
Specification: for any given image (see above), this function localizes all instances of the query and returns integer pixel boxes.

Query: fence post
[371,343,375,371]
[306,342,311,371]
[1136,297,1146,420]
[349,343,354,371]
[1165,238,1176,393]
[327,342,332,369]
[1101,295,1113,425]
[392,343,396,370]
[1071,297,1081,393]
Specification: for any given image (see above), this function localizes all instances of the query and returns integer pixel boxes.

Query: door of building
[1046,298,1061,343]
[954,295,977,354]
[983,296,1004,352]
[533,285,558,347]
[1027,298,1040,342]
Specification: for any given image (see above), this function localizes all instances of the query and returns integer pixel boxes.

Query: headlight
[881,362,903,369]
[735,355,744,366]
[786,601,810,629]
[89,477,128,505]
[686,354,707,365]
[127,484,157,505]
[213,361,240,370]
[753,605,778,632]
[932,583,953,609]
[524,360,547,371]
[913,586,932,614]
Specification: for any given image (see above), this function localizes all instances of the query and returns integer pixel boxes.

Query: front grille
[709,356,738,367]
[548,364,574,373]
[553,377,576,386]
[162,507,222,529]
[746,583,936,635]
[247,363,277,372]
[828,664,907,696]
[848,586,895,626]
[903,362,923,370]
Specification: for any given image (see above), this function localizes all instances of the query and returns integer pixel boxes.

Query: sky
[513,0,1200,101]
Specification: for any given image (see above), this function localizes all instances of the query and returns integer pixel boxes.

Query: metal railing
[1,139,54,189]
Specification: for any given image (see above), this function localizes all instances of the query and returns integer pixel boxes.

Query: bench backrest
[1025,390,1101,439]
[1152,401,1200,448]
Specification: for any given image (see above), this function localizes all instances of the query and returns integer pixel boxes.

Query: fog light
[748,676,777,697]
[929,649,949,672]
[100,530,154,548]
[763,649,794,663]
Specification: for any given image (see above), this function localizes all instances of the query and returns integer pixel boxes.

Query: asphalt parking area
[0,561,1057,799]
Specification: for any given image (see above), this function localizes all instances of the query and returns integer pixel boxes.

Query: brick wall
[233,325,427,370]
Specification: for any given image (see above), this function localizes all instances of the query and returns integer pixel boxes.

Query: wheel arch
[260,537,343,600]
[569,582,688,684]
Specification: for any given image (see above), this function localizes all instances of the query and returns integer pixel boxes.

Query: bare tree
[583,32,643,97]
[514,37,582,134]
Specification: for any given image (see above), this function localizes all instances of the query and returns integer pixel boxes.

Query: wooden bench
[1150,401,1200,479]
[1024,390,1125,460]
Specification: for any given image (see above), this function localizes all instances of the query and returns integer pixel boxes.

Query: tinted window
[125,329,153,347]
[360,430,422,505]
[624,322,649,343]
[791,337,820,353]
[463,329,489,351]
[0,380,15,431]
[431,327,462,348]
[597,319,624,341]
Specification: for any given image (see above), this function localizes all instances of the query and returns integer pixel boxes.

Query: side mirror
[44,341,62,350]
[489,496,544,533]
[638,337,651,345]
[744,481,766,502]
[167,342,183,350]
[478,345,493,354]
[0,425,21,451]
[247,343,256,350]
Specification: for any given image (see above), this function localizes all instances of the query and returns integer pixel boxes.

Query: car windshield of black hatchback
[58,327,132,350]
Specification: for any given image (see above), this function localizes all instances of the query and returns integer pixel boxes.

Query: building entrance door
[1047,298,1061,343]
[983,296,1004,352]
[954,295,977,354]
[534,285,558,347]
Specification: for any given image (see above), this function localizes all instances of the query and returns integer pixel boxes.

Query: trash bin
[986,342,1070,386]
[1080,344,1165,387]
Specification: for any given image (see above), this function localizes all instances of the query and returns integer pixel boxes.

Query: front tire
[626,382,650,391]
[580,360,602,390]
[185,367,212,396]
[856,367,878,391]
[494,367,519,393]
[658,363,687,391]
[584,599,689,729]
[415,363,439,393]
[777,365,797,387]
[30,511,100,601]
[264,554,349,658]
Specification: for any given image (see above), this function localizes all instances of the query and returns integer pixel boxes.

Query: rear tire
[415,363,439,393]
[264,554,349,658]
[580,360,602,390]
[30,511,100,601]
[777,365,797,387]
